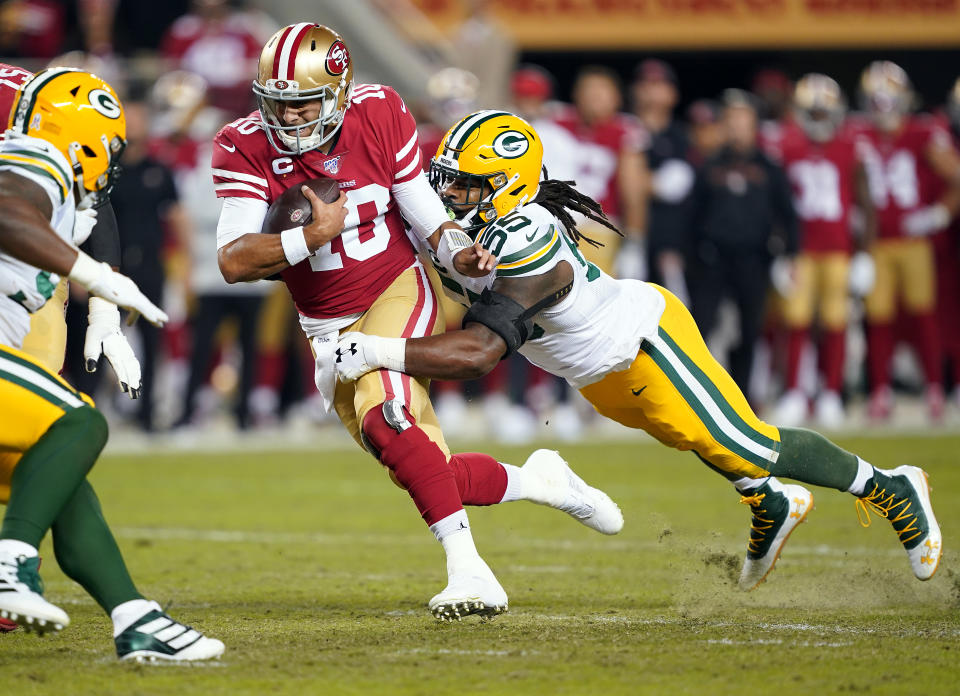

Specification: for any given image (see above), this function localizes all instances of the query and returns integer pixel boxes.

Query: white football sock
[847,457,875,497]
[430,510,483,575]
[0,539,38,558]
[111,598,159,637]
[499,463,524,503]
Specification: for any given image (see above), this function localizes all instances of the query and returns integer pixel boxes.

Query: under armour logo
[458,521,469,531]
[335,343,358,363]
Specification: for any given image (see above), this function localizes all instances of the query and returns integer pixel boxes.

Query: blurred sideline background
[5,0,960,450]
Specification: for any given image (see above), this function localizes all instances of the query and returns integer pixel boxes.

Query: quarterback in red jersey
[213,24,621,620]
[852,61,960,421]
[774,74,875,427]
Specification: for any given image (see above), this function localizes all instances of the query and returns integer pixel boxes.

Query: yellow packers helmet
[794,73,846,143]
[9,67,125,208]
[859,60,913,132]
[253,23,354,155]
[429,110,543,232]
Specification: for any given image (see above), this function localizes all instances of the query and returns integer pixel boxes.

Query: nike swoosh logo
[220,142,236,152]
[525,231,537,241]
[631,386,647,396]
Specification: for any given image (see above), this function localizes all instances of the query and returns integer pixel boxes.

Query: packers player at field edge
[336,110,943,590]
[0,68,224,661]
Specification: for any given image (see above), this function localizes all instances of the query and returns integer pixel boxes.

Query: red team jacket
[851,115,952,240]
[780,132,860,254]
[212,84,425,319]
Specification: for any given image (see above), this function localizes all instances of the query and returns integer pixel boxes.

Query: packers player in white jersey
[0,67,224,661]
[336,110,942,591]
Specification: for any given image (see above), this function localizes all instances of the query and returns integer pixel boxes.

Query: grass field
[3,434,959,695]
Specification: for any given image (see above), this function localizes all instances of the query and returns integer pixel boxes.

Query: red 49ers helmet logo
[325,40,349,76]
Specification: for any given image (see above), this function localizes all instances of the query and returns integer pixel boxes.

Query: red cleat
[0,617,18,633]
[926,383,945,423]
[867,386,893,421]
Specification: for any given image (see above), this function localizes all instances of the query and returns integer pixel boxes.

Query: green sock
[768,427,859,491]
[1,406,107,547]
[52,480,142,613]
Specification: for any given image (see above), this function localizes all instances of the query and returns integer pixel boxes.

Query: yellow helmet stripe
[0,154,68,202]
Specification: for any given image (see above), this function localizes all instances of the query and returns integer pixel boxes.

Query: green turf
[3,435,959,695]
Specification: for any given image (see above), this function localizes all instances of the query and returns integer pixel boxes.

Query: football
[260,177,341,235]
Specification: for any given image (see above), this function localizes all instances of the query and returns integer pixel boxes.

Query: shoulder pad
[478,206,564,279]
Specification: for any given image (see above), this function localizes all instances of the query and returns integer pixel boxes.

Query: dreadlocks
[532,179,621,248]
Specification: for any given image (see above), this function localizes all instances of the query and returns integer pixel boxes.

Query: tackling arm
[336,261,574,381]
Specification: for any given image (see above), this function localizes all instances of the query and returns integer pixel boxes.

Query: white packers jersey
[429,202,666,389]
[0,131,76,348]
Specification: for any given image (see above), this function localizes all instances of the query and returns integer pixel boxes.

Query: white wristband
[280,226,311,266]
[67,250,103,289]
[437,227,473,271]
[375,336,407,373]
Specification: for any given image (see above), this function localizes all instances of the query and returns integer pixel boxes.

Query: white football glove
[903,203,950,237]
[335,332,406,383]
[848,251,876,297]
[614,239,647,280]
[84,296,142,398]
[67,252,168,327]
[770,256,796,297]
[72,207,98,246]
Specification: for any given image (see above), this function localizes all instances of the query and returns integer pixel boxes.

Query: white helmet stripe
[447,110,503,150]
[13,67,79,131]
[277,22,314,81]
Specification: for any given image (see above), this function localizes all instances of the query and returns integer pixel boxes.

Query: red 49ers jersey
[0,63,32,126]
[212,84,425,319]
[552,104,647,221]
[852,115,952,239]
[780,131,859,254]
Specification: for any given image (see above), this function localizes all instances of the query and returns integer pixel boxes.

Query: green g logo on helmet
[492,131,529,159]
[88,89,122,119]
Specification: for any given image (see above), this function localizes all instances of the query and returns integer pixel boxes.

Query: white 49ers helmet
[859,60,914,132]
[252,23,354,155]
[794,73,846,143]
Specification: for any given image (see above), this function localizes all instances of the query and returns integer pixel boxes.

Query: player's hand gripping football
[84,296,142,398]
[301,186,348,251]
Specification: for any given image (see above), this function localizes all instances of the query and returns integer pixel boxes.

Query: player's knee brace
[360,400,449,493]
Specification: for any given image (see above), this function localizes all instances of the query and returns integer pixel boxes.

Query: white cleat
[115,601,224,662]
[773,389,809,427]
[522,449,623,535]
[855,465,942,580]
[738,481,813,590]
[813,390,845,429]
[429,560,508,622]
[0,552,69,635]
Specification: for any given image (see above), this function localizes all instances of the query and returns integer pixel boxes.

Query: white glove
[67,252,168,327]
[848,251,876,296]
[770,256,795,297]
[903,204,950,237]
[652,159,695,204]
[614,239,647,280]
[72,207,98,246]
[335,331,406,383]
[84,296,142,398]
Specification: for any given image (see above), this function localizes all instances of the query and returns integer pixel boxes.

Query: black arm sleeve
[770,161,799,256]
[462,289,533,358]
[79,199,121,268]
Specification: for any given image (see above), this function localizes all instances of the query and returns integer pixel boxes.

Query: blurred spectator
[554,65,649,278]
[773,74,876,428]
[631,59,693,303]
[451,0,515,110]
[0,0,64,59]
[753,68,795,161]
[686,99,724,166]
[160,0,264,116]
[511,64,580,182]
[852,61,960,421]
[149,72,267,431]
[937,78,960,408]
[688,89,798,397]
